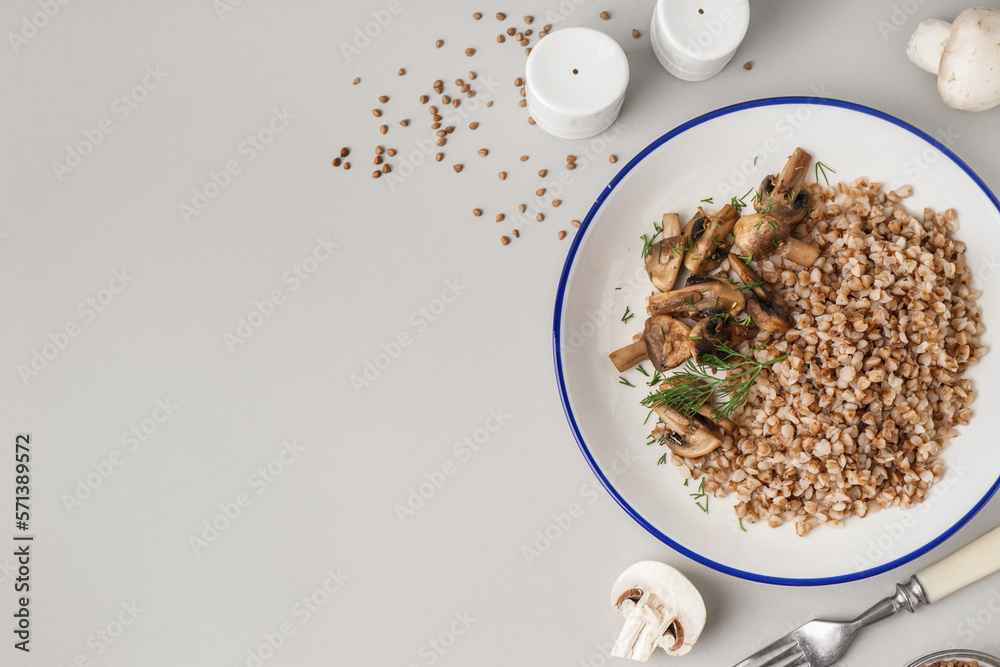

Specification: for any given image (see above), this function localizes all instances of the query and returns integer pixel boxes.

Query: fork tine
[756,643,805,667]
[733,638,797,667]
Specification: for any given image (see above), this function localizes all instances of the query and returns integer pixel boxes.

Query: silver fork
[733,524,1000,667]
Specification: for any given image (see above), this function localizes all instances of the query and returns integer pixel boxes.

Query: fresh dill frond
[619,376,635,387]
[815,161,836,186]
[640,343,788,421]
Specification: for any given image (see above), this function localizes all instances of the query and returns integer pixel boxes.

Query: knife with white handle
[916,524,1000,602]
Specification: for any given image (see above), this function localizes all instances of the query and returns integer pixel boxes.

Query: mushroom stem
[661,213,681,238]
[774,147,812,193]
[776,237,821,267]
[609,339,649,372]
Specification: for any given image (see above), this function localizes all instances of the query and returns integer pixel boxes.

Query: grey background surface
[2,0,1000,665]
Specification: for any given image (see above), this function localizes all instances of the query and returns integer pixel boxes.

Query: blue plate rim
[551,95,1000,587]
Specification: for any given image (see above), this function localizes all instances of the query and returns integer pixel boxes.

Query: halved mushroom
[644,214,685,293]
[727,252,793,333]
[734,213,820,267]
[609,336,649,372]
[643,315,691,372]
[687,315,753,360]
[610,561,708,661]
[682,205,739,274]
[647,276,745,318]
[755,148,812,226]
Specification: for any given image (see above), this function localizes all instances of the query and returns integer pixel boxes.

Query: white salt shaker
[525,27,629,139]
[650,0,750,81]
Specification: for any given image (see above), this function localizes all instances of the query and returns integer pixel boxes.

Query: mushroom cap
[610,561,707,657]
[683,205,739,274]
[907,18,952,74]
[651,400,725,458]
[643,315,691,372]
[938,8,1000,111]
[688,315,753,359]
[734,213,791,262]
[644,235,686,293]
[755,174,810,225]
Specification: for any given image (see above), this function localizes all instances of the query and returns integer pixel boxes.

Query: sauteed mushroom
[755,148,812,226]
[609,336,649,372]
[647,276,745,318]
[643,315,692,372]
[687,315,753,360]
[734,213,820,267]
[644,214,685,292]
[727,253,793,333]
[683,205,739,274]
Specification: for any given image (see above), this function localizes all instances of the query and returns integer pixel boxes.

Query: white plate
[553,97,1000,585]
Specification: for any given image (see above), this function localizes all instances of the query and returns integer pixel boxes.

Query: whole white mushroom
[907,7,1000,111]
[609,561,707,662]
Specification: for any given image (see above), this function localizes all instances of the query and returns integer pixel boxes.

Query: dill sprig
[619,376,635,387]
[815,161,836,186]
[639,220,664,258]
[621,306,634,324]
[641,343,788,422]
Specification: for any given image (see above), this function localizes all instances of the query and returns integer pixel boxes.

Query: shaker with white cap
[525,27,630,140]
[650,0,750,81]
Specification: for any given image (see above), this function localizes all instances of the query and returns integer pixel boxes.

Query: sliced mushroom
[727,252,793,333]
[645,239,685,293]
[734,213,820,267]
[609,561,708,661]
[609,337,649,372]
[647,276,745,318]
[687,315,753,360]
[682,205,738,274]
[754,148,812,226]
[650,401,725,458]
[643,316,692,371]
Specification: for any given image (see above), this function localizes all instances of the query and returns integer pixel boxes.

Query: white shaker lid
[650,0,750,81]
[525,27,629,140]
